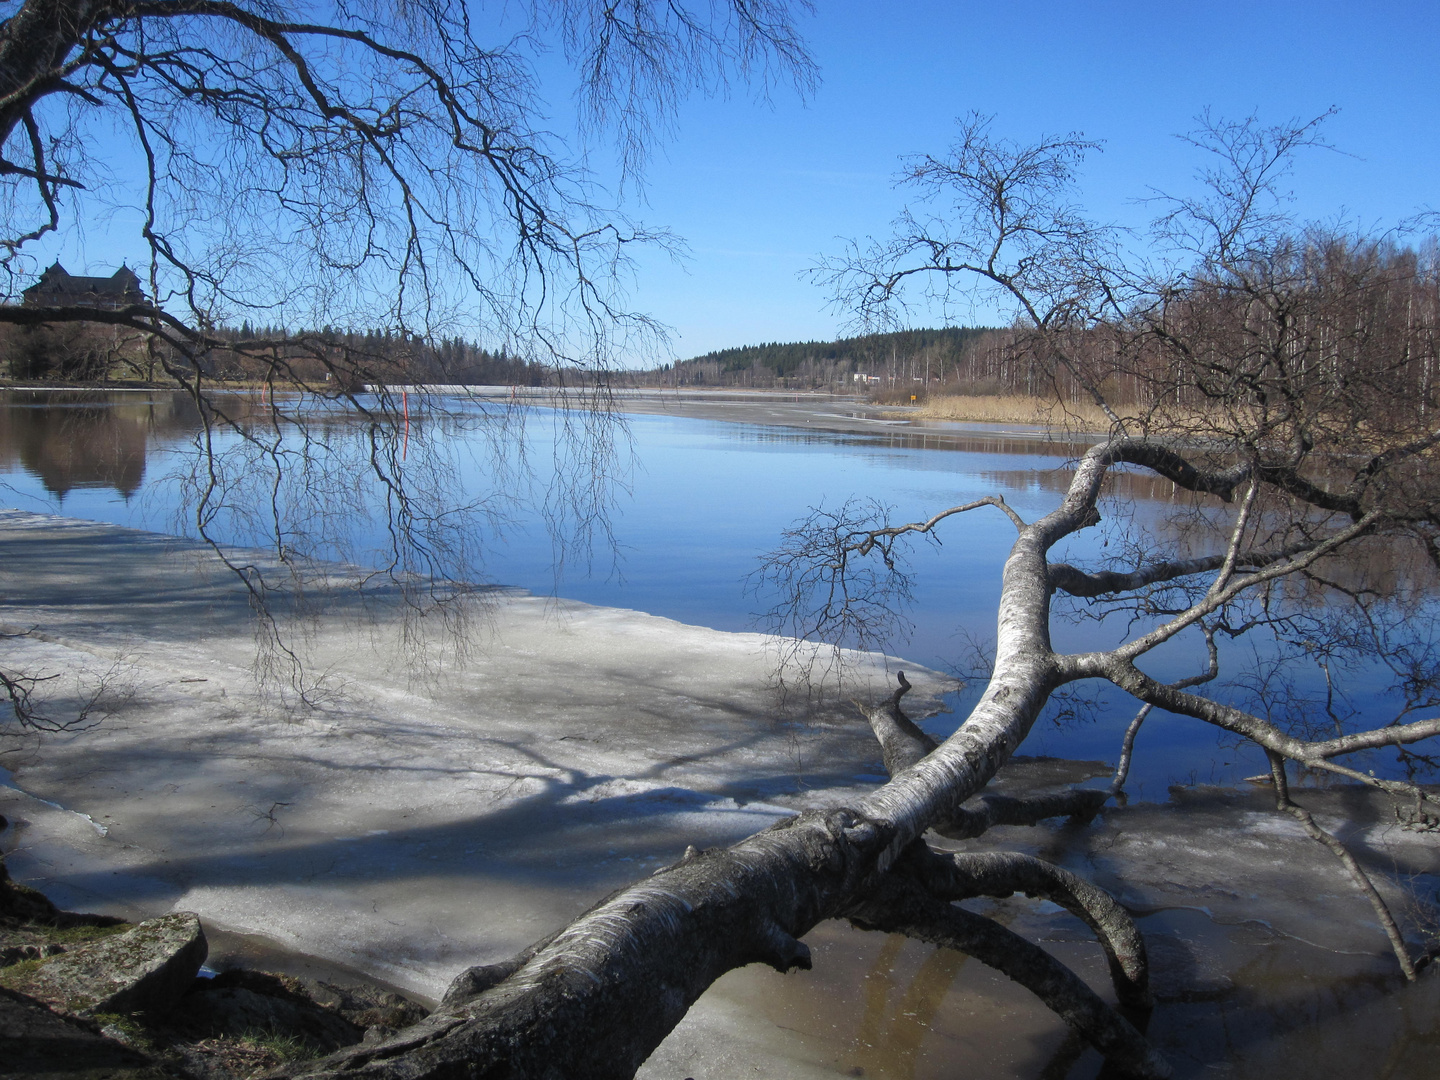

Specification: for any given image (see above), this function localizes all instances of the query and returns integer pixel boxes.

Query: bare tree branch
[1265,750,1419,980]
[893,843,1151,1010]
[853,670,937,776]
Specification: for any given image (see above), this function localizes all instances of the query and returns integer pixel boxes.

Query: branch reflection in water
[5,388,1440,1076]
[1,387,1436,794]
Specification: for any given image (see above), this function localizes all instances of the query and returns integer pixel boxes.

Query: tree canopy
[0,0,818,722]
[0,0,813,368]
[236,115,1440,1080]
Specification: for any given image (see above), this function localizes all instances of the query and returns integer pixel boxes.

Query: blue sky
[619,0,1440,358]
[31,1,1440,362]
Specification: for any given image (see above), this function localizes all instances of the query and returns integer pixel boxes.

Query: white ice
[0,509,948,1002]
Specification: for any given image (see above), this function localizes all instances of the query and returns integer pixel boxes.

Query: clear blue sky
[34,0,1439,362]
[620,0,1440,359]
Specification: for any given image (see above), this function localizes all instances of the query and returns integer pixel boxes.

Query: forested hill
[639,326,995,389]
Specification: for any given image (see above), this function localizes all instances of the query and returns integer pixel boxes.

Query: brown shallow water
[121,874,1440,1080]
[166,881,1440,1080]
[675,909,1439,1080]
[636,772,1440,1080]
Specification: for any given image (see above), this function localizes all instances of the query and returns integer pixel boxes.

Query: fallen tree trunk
[281,805,1165,1080]
[279,431,1440,1080]
[278,439,1176,1080]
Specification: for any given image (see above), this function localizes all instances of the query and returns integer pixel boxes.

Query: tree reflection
[0,391,198,501]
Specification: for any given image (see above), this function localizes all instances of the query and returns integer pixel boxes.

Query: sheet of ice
[0,510,950,999]
[6,509,1440,1078]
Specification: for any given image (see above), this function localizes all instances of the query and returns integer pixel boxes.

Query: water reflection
[1,388,1432,794]
[853,934,969,1078]
[6,397,1440,1079]
[0,388,1136,506]
[696,901,1440,1080]
[0,390,201,500]
[726,423,1101,461]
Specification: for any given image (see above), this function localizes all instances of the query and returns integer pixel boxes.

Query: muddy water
[635,762,1440,1080]
[686,909,1440,1080]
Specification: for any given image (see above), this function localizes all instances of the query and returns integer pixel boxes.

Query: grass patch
[46,921,132,945]
[1,921,132,973]
[181,1031,323,1079]
[0,956,48,986]
[890,392,1113,429]
[91,1011,159,1053]
[238,1030,323,1061]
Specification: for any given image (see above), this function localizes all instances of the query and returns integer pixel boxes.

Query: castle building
[22,263,146,310]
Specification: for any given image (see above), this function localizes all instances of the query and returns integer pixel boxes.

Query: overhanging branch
[893,843,1152,1009]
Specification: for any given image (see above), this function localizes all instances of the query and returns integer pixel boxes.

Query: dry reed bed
[890,393,1113,429]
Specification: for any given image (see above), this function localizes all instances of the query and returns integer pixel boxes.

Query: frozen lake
[3,388,1440,1079]
[0,386,1421,793]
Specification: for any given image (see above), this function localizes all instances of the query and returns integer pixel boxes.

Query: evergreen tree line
[9,238,1436,400]
[204,326,550,387]
[1,320,552,387]
[633,326,996,389]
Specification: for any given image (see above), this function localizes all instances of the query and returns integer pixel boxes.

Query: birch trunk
[278,444,1157,1080]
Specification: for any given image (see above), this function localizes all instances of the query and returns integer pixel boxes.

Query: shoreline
[0,381,1107,443]
[0,509,951,1001]
[4,511,1440,1075]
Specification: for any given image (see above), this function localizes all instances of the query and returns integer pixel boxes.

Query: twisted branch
[894,843,1152,1010]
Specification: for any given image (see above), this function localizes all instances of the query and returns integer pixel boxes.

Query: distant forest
[637,326,998,390]
[210,324,1007,392]
[13,242,1437,409]
[642,238,1440,411]
[205,324,551,387]
[5,313,1003,393]
[1,319,552,386]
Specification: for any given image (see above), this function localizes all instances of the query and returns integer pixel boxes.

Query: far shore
[0,380,1108,442]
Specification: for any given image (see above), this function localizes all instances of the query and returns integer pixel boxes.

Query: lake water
[5,387,1440,1080]
[0,387,1418,795]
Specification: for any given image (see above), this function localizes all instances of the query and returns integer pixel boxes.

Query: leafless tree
[8,8,1437,1072]
[257,116,1440,1079]
[1,0,814,336]
[0,0,817,715]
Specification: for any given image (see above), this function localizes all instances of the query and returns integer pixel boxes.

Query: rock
[0,854,124,932]
[15,912,207,1016]
[290,976,428,1031]
[0,985,169,1079]
[0,874,425,1075]
[167,1035,305,1080]
[180,980,364,1052]
[173,969,425,1050]
[1,870,129,969]
[1,943,66,966]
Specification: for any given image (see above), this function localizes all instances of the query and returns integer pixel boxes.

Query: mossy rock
[1,855,129,936]
[0,986,172,1080]
[9,913,207,1017]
